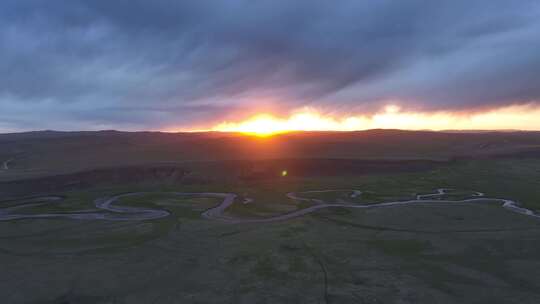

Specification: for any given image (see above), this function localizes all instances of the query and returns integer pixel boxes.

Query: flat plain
[1,130,540,304]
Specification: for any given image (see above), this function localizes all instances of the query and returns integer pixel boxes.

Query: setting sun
[213,114,289,136]
[211,111,371,136]
[209,104,540,135]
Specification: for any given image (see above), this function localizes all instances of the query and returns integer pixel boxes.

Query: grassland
[1,131,540,303]
[1,129,540,181]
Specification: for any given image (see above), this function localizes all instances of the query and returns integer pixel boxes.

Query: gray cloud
[1,0,539,131]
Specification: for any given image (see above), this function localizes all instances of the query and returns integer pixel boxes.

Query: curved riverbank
[0,188,538,222]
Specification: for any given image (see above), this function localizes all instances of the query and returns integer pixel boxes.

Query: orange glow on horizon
[171,104,540,135]
[211,111,367,136]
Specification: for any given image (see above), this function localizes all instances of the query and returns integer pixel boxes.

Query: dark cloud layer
[1,0,539,131]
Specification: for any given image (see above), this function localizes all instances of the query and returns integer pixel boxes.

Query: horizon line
[1,128,539,136]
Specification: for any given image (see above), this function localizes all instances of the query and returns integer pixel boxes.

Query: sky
[1,0,540,132]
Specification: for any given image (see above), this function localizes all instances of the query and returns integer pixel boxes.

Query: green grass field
[1,156,540,303]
